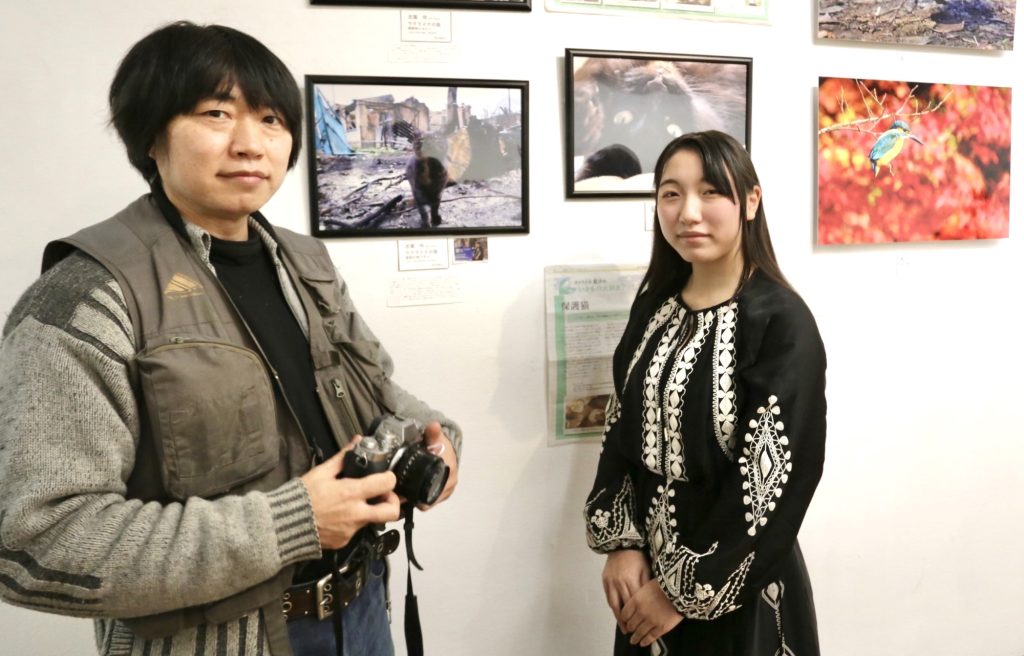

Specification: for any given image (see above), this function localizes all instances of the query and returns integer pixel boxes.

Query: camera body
[341,415,450,506]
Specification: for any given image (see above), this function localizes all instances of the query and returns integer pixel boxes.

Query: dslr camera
[342,415,450,506]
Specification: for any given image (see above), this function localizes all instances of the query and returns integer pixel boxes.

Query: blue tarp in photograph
[314,89,353,156]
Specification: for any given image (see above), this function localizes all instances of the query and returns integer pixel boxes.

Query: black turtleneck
[208,231,338,462]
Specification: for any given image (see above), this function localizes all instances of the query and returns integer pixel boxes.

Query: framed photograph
[818,76,1010,243]
[306,75,528,238]
[311,0,530,11]
[565,48,752,199]
[817,0,1014,51]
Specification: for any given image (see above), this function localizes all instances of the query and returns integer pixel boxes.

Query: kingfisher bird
[869,120,924,177]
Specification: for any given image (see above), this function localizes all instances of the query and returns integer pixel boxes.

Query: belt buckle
[315,573,335,620]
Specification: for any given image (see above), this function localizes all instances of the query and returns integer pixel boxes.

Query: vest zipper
[153,339,262,358]
[330,378,361,436]
[195,263,322,464]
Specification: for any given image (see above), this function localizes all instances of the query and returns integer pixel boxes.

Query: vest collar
[149,178,284,266]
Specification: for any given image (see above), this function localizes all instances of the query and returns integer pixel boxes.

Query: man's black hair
[109,21,302,181]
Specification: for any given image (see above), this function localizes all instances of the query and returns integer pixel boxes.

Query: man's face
[150,86,292,238]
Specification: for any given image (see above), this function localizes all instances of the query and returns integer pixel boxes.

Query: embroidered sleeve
[583,391,647,552]
[649,300,826,620]
[584,475,645,552]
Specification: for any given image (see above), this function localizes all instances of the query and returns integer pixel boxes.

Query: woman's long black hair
[637,130,790,302]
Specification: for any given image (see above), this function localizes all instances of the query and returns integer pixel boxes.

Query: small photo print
[564,394,610,431]
[452,236,489,262]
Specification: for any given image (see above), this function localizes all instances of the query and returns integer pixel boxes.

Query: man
[0,21,460,655]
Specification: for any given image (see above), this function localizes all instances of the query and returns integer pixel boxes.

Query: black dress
[584,273,827,656]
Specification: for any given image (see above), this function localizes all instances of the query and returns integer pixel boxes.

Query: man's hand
[603,550,651,631]
[419,421,458,509]
[299,446,401,550]
[620,578,683,647]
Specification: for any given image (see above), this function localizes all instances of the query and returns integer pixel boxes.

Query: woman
[584,131,826,655]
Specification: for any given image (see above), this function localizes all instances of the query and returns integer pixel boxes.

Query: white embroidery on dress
[626,297,680,384]
[739,395,792,536]
[584,476,644,551]
[659,310,712,480]
[646,483,755,620]
[599,391,621,453]
[639,305,687,474]
[712,302,739,460]
[761,581,795,656]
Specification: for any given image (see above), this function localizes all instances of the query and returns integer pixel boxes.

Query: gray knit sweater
[0,229,461,654]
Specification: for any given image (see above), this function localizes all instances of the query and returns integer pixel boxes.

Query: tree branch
[819,81,953,135]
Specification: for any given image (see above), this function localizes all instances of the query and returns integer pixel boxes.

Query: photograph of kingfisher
[869,120,924,176]
[817,76,1011,244]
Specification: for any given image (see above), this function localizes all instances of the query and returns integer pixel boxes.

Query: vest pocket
[301,275,343,316]
[324,326,398,417]
[301,274,398,418]
[137,339,279,500]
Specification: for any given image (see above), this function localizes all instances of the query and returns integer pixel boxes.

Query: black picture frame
[306,75,529,238]
[311,0,530,11]
[565,48,752,199]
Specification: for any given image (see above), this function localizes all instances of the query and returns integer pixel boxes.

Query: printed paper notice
[545,264,646,445]
[387,274,462,307]
[398,238,449,271]
[400,10,452,43]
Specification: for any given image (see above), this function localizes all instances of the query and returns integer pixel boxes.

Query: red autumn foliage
[817,77,1011,244]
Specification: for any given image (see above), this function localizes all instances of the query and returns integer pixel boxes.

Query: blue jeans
[287,559,394,656]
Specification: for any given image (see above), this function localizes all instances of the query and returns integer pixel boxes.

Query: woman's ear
[745,185,762,221]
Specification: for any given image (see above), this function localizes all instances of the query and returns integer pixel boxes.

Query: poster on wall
[817,76,1011,244]
[545,264,646,446]
[311,0,530,11]
[565,49,752,199]
[306,75,528,238]
[817,0,1015,51]
[547,0,768,23]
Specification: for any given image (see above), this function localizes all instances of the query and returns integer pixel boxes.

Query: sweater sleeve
[334,270,464,461]
[649,300,827,620]
[0,254,322,619]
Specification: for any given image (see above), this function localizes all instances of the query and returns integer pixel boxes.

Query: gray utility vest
[42,194,397,650]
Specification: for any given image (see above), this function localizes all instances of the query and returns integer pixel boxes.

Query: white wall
[1,1,1022,654]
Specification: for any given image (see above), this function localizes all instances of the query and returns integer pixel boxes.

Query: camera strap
[403,502,425,656]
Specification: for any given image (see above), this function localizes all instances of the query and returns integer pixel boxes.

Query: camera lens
[393,447,450,506]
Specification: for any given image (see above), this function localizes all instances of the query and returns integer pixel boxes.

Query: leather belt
[282,528,400,622]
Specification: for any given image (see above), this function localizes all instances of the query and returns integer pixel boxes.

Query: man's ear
[149,130,167,162]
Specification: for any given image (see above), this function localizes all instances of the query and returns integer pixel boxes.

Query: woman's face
[150,86,292,238]
[656,149,760,271]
